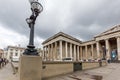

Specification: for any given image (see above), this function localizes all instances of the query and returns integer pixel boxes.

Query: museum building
[42,25,120,61]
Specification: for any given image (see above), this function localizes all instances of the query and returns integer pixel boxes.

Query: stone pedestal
[19,55,42,80]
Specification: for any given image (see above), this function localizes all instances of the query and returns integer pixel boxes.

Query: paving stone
[0,63,19,80]
[1,63,120,80]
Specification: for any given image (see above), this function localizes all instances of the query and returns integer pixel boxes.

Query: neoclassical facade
[42,25,120,61]
[5,46,25,61]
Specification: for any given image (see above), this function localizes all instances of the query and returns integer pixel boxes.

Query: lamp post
[23,0,43,55]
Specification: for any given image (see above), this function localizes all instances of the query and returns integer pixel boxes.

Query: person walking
[0,57,2,69]
[1,58,4,67]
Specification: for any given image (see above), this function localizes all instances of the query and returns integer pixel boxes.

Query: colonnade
[43,40,81,61]
[42,36,120,61]
[83,44,96,60]
[43,40,97,61]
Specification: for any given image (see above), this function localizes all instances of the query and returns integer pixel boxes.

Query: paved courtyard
[44,63,120,80]
[0,63,19,80]
[0,63,120,80]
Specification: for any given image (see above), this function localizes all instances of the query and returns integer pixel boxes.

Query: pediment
[96,25,120,37]
[42,32,82,44]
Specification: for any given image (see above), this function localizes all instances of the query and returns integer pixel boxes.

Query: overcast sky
[0,0,120,49]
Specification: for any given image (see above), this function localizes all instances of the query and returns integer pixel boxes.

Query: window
[10,49,13,51]
[21,50,23,52]
[15,53,18,56]
[10,52,13,59]
[11,52,13,56]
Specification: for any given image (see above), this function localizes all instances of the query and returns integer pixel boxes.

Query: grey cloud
[0,0,120,44]
[0,0,30,37]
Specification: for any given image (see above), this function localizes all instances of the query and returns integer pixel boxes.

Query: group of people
[0,58,9,69]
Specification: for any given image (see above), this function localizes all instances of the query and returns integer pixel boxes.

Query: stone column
[43,47,45,60]
[46,46,48,60]
[48,45,50,60]
[74,45,76,61]
[96,41,100,59]
[51,43,54,61]
[65,42,68,58]
[42,47,45,56]
[80,46,83,60]
[59,40,63,60]
[117,37,120,60]
[70,43,72,58]
[85,45,88,60]
[50,44,52,61]
[55,42,57,60]
[77,45,80,61]
[91,44,94,59]
[105,39,110,60]
[44,46,47,60]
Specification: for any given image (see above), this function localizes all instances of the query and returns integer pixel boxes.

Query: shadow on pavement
[91,75,103,80]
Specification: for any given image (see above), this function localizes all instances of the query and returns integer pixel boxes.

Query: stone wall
[42,61,73,79]
[14,60,107,79]
[42,61,107,79]
[82,62,100,70]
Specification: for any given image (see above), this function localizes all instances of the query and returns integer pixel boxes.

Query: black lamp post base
[27,45,35,48]
[23,45,39,56]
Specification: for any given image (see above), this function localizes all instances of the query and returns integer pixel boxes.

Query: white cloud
[0,23,44,49]
[0,23,28,49]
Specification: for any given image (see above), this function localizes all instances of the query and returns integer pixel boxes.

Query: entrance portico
[95,25,120,60]
[95,37,118,61]
[42,32,82,61]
